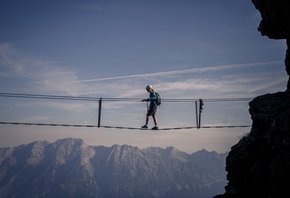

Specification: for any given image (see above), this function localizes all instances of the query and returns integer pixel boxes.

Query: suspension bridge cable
[0,92,253,102]
[0,122,251,130]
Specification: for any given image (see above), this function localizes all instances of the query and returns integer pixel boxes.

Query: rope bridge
[0,92,253,130]
[0,122,251,130]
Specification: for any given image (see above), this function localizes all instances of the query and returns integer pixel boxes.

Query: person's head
[146,85,153,92]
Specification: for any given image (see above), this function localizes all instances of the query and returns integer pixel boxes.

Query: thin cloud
[247,72,288,94]
[70,61,282,83]
[0,43,285,100]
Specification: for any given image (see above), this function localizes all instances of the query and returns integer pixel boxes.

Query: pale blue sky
[0,0,287,153]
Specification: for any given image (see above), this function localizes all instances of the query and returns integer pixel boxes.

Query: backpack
[155,92,161,106]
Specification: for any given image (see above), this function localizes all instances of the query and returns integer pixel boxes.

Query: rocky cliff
[215,92,290,197]
[252,0,290,40]
[214,1,290,196]
[252,0,290,91]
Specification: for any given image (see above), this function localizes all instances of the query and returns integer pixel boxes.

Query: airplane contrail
[70,61,282,83]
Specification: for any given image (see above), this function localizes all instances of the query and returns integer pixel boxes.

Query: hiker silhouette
[141,85,159,130]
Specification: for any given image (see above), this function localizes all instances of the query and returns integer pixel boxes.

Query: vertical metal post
[195,101,200,129]
[98,98,102,128]
[198,99,203,129]
[195,99,203,129]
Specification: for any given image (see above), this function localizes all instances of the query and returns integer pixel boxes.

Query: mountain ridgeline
[0,138,227,198]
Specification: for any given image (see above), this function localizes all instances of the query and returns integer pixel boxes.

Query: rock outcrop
[215,92,290,197]
[252,0,290,90]
[215,1,290,197]
[252,0,290,40]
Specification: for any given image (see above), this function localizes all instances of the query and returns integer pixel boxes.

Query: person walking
[141,85,158,130]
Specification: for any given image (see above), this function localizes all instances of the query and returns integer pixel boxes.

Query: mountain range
[0,138,227,198]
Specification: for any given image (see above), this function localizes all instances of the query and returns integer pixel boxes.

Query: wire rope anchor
[195,99,204,129]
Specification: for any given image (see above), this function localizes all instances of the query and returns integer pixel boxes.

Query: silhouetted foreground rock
[214,1,290,197]
[214,92,290,197]
[252,0,290,91]
[252,0,290,40]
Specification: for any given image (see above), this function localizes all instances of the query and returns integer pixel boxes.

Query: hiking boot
[141,125,148,129]
[151,126,158,130]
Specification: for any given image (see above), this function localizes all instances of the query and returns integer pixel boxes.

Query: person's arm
[141,98,149,102]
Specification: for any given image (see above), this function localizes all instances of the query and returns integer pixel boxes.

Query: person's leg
[152,115,157,126]
[141,112,150,128]
[151,114,158,130]
[146,115,149,125]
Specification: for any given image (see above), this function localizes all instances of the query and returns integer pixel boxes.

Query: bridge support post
[195,99,204,129]
[98,98,102,128]
[195,101,199,129]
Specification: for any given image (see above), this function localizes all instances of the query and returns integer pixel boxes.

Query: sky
[0,0,288,153]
